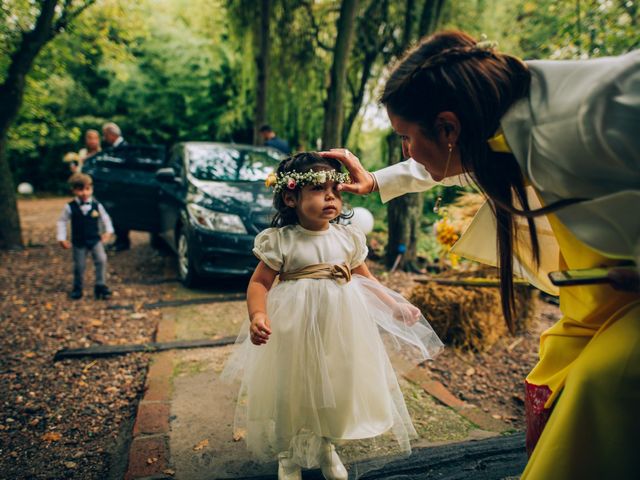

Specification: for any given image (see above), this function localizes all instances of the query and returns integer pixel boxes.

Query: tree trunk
[418,0,446,37]
[321,0,359,149]
[0,0,59,249]
[385,133,423,270]
[341,0,390,144]
[253,0,271,145]
[0,134,23,249]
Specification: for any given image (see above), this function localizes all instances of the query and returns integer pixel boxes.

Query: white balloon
[17,182,33,195]
[350,207,374,234]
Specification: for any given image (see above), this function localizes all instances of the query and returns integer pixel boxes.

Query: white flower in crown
[317,172,327,184]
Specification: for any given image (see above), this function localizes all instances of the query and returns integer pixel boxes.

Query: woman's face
[85,131,100,150]
[387,109,462,181]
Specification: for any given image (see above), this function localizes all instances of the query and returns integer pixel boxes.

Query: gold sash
[279,263,352,284]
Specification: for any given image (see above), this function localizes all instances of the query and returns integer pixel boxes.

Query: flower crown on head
[265,169,351,193]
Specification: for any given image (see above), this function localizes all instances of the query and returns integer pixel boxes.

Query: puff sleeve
[348,225,369,269]
[253,228,283,271]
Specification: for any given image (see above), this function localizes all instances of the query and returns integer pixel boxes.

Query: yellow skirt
[522,216,640,479]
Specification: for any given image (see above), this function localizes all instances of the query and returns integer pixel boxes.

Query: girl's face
[387,109,463,181]
[284,175,343,231]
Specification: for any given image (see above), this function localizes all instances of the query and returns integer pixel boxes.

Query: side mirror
[156,167,179,183]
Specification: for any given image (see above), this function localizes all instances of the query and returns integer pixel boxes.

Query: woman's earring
[433,143,453,214]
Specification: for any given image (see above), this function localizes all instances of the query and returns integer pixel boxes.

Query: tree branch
[301,0,333,52]
[55,0,97,33]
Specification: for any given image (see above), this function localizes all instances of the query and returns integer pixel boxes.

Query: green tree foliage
[1,0,637,252]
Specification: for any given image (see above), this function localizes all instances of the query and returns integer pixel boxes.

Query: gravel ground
[0,197,173,480]
[0,197,561,479]
[370,263,561,429]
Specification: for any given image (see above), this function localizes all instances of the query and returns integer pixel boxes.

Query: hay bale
[409,271,536,351]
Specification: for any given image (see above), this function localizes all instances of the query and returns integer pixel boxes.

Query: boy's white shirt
[56,197,115,242]
[372,50,640,295]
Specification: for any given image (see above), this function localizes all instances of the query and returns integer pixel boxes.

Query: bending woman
[321,31,640,479]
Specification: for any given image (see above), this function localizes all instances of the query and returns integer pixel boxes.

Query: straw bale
[410,270,536,351]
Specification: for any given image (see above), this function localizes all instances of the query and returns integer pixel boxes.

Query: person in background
[102,122,127,150]
[78,129,101,162]
[57,173,114,300]
[259,124,291,154]
[322,30,639,479]
[101,121,130,251]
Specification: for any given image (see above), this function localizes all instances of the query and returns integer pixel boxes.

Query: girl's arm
[352,262,421,325]
[247,261,279,345]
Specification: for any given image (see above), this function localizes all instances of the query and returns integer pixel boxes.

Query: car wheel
[177,230,200,287]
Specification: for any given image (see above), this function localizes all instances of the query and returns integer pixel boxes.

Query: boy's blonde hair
[68,173,93,190]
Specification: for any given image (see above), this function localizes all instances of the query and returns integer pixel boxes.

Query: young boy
[56,173,114,300]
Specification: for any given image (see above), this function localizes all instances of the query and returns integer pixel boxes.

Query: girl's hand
[392,303,422,326]
[318,148,375,195]
[250,313,272,345]
[607,267,640,293]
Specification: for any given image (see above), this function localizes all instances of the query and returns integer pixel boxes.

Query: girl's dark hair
[381,30,580,333]
[271,152,352,227]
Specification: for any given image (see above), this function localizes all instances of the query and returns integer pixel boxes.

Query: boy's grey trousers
[72,242,107,289]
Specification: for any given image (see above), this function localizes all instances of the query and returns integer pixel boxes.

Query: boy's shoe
[94,285,112,300]
[69,289,83,300]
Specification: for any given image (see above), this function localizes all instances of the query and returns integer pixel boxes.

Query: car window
[187,145,283,182]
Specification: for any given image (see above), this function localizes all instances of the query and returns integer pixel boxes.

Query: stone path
[124,282,525,480]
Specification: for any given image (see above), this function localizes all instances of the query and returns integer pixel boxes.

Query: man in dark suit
[102,122,131,251]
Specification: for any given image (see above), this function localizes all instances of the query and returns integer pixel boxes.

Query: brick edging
[125,318,176,479]
[404,367,512,433]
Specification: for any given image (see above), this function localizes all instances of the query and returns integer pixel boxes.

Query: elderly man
[102,122,131,251]
[102,122,127,150]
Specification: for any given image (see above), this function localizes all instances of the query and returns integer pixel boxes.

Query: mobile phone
[548,266,635,286]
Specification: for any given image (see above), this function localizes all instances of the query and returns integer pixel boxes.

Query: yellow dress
[522,215,640,479]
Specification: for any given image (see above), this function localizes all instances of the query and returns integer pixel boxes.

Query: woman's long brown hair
[381,31,583,332]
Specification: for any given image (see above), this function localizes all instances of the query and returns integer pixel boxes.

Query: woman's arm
[319,149,469,202]
[247,261,278,345]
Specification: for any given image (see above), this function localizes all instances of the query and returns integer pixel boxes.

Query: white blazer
[374,50,640,294]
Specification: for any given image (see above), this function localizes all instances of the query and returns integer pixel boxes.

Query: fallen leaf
[146,457,158,465]
[193,439,209,451]
[130,313,147,320]
[232,429,246,442]
[64,461,77,469]
[163,469,176,475]
[465,367,475,376]
[42,432,62,442]
[89,319,103,327]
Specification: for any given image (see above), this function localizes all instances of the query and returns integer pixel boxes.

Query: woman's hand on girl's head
[392,303,422,326]
[318,149,375,195]
[250,313,272,345]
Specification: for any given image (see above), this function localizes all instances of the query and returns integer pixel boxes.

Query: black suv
[156,142,284,286]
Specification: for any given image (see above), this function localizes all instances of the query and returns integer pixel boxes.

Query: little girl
[223,152,443,480]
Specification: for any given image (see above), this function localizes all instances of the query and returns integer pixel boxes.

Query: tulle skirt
[221,274,443,471]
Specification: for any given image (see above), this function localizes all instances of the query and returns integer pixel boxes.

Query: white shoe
[278,452,301,480]
[319,441,348,480]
